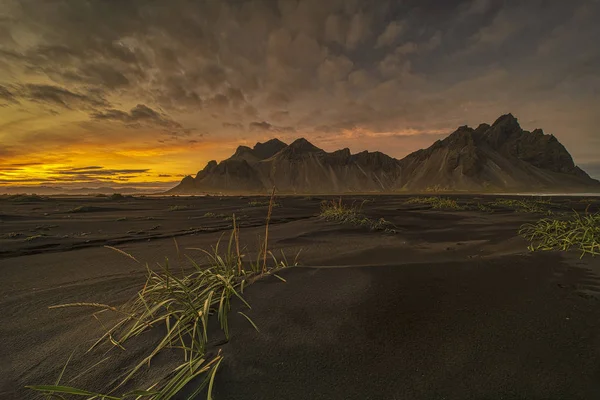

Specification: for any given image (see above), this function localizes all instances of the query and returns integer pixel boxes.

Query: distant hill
[169,114,600,194]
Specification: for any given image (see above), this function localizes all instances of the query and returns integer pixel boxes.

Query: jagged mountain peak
[254,138,286,148]
[252,138,287,160]
[169,114,600,194]
[204,160,217,170]
[287,138,322,152]
[332,148,351,158]
[475,123,491,134]
[233,145,253,156]
[485,113,523,148]
[492,113,519,128]
[442,125,477,147]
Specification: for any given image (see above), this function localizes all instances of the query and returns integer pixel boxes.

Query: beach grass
[248,200,281,207]
[490,198,553,214]
[319,198,397,233]
[0,193,49,202]
[168,205,190,211]
[519,211,600,257]
[474,202,493,212]
[109,193,127,201]
[404,196,463,210]
[28,189,298,400]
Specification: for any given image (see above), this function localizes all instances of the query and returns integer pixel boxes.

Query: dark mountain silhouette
[170,115,600,194]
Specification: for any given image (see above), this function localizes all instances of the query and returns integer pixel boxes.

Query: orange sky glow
[1,0,599,191]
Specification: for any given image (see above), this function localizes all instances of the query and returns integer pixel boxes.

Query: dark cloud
[269,110,290,122]
[56,166,150,176]
[0,165,151,184]
[249,121,295,133]
[222,122,245,130]
[0,0,598,168]
[265,92,291,107]
[0,85,19,105]
[92,104,182,129]
[61,166,103,171]
[64,63,130,89]
[205,94,230,109]
[14,84,108,110]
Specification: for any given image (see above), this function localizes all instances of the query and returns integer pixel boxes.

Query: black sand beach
[2,195,600,399]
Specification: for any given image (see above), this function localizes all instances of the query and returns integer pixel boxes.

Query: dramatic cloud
[0,85,19,105]
[249,121,296,133]
[0,164,152,185]
[15,84,108,110]
[92,104,182,129]
[0,0,599,186]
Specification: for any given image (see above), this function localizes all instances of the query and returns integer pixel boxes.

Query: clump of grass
[475,202,493,212]
[24,234,44,241]
[490,198,553,214]
[34,224,58,231]
[248,200,280,207]
[28,189,298,400]
[169,205,189,212]
[67,206,100,213]
[404,196,463,210]
[519,212,600,257]
[116,217,127,221]
[319,198,363,223]
[109,193,126,201]
[203,212,216,218]
[2,232,23,239]
[425,184,447,193]
[1,193,48,202]
[319,198,398,233]
[223,214,248,222]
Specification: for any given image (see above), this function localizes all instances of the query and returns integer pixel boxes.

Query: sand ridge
[2,195,600,399]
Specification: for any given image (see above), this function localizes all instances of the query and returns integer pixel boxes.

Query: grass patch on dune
[24,234,44,241]
[109,193,127,201]
[319,198,398,233]
[248,200,281,208]
[404,196,463,210]
[0,193,49,202]
[168,205,190,212]
[223,214,248,222]
[28,189,299,400]
[1,232,23,239]
[490,198,553,214]
[519,212,600,257]
[67,206,107,213]
[473,202,493,213]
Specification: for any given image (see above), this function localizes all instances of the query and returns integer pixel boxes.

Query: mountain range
[170,114,600,194]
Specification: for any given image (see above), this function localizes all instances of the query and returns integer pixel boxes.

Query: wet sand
[2,195,600,399]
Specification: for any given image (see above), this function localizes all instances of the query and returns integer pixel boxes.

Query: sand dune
[2,195,600,399]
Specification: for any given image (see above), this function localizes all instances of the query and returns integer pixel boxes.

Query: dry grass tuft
[404,196,463,210]
[319,198,398,233]
[28,189,299,400]
[490,198,553,214]
[519,212,600,257]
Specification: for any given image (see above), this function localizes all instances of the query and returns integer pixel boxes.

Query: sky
[1,0,600,190]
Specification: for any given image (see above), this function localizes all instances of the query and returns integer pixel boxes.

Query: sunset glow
[1,0,600,191]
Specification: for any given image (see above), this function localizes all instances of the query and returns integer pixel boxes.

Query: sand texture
[2,195,600,399]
